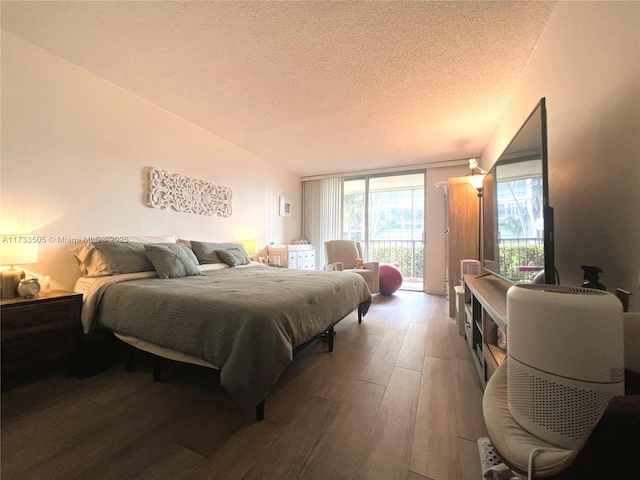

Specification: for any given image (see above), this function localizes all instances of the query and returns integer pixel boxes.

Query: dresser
[267,245,316,270]
[1,291,82,390]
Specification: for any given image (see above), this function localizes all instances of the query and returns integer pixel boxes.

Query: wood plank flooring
[1,291,488,479]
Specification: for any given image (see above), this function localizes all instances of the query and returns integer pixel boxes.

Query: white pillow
[127,234,175,243]
[177,238,192,249]
[72,243,111,276]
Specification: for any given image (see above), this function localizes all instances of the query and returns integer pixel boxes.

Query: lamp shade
[1,241,39,299]
[238,239,258,259]
[468,174,485,192]
[0,241,39,266]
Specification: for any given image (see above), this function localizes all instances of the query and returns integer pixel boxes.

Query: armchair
[324,240,379,294]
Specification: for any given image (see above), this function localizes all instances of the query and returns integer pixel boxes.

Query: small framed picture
[279,196,292,217]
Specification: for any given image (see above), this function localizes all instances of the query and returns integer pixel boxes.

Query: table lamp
[0,241,39,299]
[239,239,258,261]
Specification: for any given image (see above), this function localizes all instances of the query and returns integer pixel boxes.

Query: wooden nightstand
[1,290,83,391]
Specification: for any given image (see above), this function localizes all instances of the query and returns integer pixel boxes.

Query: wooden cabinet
[445,177,480,317]
[1,291,82,390]
[463,274,510,388]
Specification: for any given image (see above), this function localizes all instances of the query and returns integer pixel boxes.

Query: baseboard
[424,286,446,295]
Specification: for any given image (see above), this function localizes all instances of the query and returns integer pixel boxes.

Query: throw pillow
[217,248,251,267]
[191,241,251,264]
[144,243,201,278]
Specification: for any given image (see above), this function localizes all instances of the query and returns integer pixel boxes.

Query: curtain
[302,177,343,269]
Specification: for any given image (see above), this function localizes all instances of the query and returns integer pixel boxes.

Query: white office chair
[324,240,379,294]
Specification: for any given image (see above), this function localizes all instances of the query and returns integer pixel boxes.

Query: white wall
[425,164,470,295]
[1,32,302,291]
[481,2,640,311]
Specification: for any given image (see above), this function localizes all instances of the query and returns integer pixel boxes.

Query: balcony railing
[361,237,542,286]
[364,240,424,282]
[498,237,544,283]
[358,237,542,287]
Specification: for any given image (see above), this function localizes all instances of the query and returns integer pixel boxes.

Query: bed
[74,239,372,420]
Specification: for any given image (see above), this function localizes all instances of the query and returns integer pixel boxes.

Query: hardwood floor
[1,291,488,479]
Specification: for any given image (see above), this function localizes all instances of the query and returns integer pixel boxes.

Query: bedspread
[92,266,372,408]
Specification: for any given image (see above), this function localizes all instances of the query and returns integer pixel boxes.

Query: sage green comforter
[97,267,371,408]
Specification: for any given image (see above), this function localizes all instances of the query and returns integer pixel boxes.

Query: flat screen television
[482,98,555,284]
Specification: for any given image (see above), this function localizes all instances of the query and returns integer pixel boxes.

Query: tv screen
[482,98,555,284]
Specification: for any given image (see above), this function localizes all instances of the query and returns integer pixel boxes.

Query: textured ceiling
[1,1,556,177]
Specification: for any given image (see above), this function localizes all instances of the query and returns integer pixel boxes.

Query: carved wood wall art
[147,167,232,217]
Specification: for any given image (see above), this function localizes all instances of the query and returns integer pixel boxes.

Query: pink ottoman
[379,264,403,295]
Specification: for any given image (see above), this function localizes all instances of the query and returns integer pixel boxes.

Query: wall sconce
[468,174,485,195]
[467,158,486,197]
[0,241,39,299]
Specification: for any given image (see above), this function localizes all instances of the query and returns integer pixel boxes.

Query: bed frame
[121,301,367,421]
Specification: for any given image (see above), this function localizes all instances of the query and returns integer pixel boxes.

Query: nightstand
[1,290,83,391]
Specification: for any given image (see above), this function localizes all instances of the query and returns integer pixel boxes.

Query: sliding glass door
[343,172,425,290]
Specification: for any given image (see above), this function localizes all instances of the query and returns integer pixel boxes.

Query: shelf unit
[463,274,511,388]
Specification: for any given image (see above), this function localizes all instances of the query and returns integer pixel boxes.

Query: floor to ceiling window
[343,172,425,291]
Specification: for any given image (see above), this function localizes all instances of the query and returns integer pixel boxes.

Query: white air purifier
[506,284,624,450]
[460,259,481,280]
